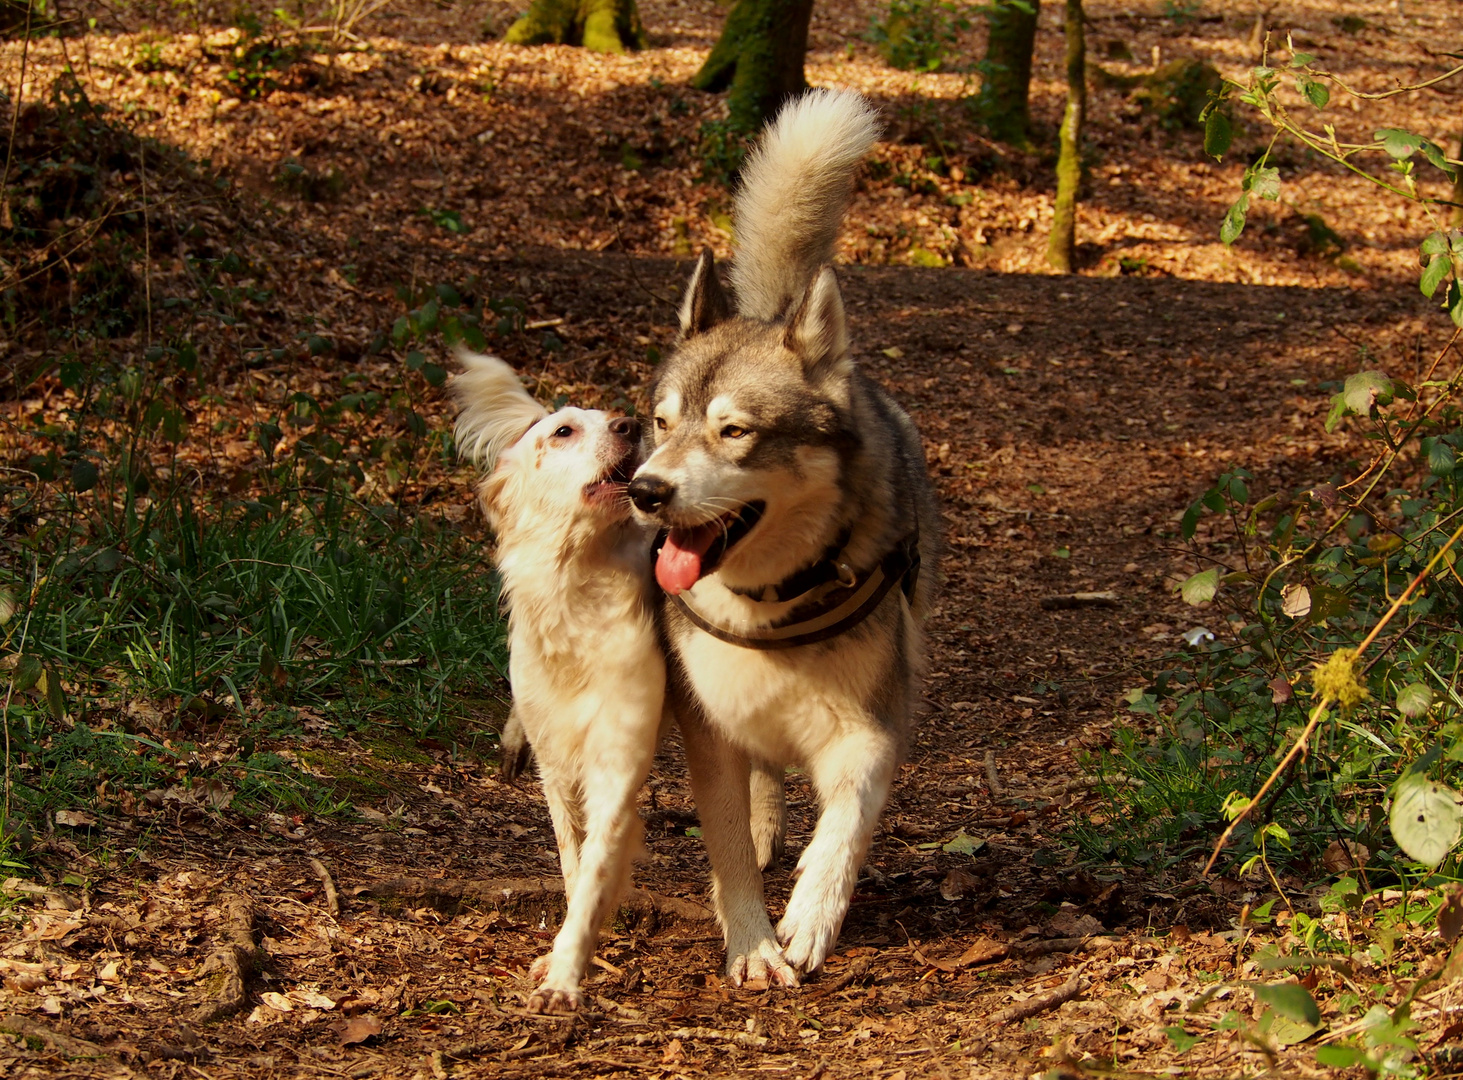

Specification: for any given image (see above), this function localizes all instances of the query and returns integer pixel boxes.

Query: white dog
[451,351,665,1014]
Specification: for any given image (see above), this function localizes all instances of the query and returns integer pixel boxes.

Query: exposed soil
[4,1,1463,1077]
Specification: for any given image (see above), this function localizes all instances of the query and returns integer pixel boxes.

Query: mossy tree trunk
[504,0,646,54]
[692,0,815,133]
[976,0,1040,144]
[1047,0,1085,272]
[1453,135,1463,229]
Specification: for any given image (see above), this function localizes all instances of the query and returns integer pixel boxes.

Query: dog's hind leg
[528,734,652,1015]
[499,706,534,781]
[775,720,899,976]
[750,760,787,870]
[679,712,798,988]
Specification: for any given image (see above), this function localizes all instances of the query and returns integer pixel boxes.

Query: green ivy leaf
[1342,370,1394,415]
[1180,500,1205,540]
[1288,52,1317,68]
[421,363,447,388]
[1247,166,1281,200]
[1429,440,1456,476]
[1165,1026,1200,1053]
[1422,230,1450,256]
[1296,76,1329,108]
[1204,110,1233,160]
[1390,771,1463,867]
[1220,193,1249,245]
[1450,280,1463,328]
[13,654,43,694]
[1376,127,1425,159]
[1253,983,1320,1026]
[71,460,99,493]
[1421,251,1452,298]
[1316,1045,1369,1069]
[1396,683,1434,718]
[1421,140,1455,177]
[1180,567,1221,606]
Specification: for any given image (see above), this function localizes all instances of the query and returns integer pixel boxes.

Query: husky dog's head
[629,252,860,595]
[450,351,641,541]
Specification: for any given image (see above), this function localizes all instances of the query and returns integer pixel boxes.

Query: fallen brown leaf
[336,1013,383,1046]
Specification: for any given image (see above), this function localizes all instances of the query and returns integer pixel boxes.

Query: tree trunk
[1453,135,1463,229]
[504,0,646,54]
[976,0,1040,145]
[692,0,815,133]
[1047,0,1085,272]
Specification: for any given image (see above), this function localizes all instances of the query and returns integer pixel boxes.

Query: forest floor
[4,1,1463,1077]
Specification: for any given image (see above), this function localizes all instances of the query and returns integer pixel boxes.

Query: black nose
[628,475,674,513]
[610,416,641,441]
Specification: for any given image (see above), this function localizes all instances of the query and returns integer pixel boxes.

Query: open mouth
[654,501,765,595]
[583,450,637,504]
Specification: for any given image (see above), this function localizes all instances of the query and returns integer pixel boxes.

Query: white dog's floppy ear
[784,266,851,386]
[678,248,731,338]
[449,350,548,470]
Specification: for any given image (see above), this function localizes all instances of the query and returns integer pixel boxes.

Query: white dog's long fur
[451,351,664,1014]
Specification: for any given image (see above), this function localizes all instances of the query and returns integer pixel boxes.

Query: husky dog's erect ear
[784,266,851,385]
[678,249,731,338]
[449,349,548,471]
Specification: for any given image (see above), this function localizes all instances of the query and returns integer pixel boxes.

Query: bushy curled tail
[730,89,881,323]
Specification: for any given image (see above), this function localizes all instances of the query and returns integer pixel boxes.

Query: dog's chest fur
[668,579,913,765]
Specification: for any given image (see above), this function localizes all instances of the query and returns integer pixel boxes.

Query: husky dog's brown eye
[654,416,668,431]
[721,424,748,439]
[553,425,574,438]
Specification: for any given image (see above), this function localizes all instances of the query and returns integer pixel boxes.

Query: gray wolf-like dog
[627,89,940,985]
[452,351,664,1012]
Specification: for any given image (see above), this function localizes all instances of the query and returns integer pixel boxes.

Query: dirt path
[6,0,1461,1073]
[3,248,1443,1077]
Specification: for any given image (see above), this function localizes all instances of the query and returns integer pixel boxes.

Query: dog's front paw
[776,907,840,976]
[528,954,551,982]
[526,984,581,1015]
[726,935,798,989]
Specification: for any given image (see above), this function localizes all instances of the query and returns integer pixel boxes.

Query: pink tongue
[656,524,720,595]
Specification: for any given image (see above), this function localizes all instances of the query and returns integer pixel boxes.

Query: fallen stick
[309,857,340,917]
[1039,591,1119,610]
[192,893,259,1023]
[807,955,873,998]
[991,974,1085,1025]
[984,750,1003,799]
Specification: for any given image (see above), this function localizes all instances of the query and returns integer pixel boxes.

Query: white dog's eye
[553,425,574,439]
[654,417,667,431]
[721,424,748,440]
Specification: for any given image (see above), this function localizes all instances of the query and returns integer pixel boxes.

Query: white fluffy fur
[452,352,664,1015]
[729,88,881,322]
[450,348,548,470]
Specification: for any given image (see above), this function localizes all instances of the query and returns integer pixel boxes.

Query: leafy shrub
[1087,50,1463,883]
[868,0,970,73]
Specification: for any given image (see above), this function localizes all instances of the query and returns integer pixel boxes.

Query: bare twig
[990,974,1085,1024]
[309,857,340,917]
[984,750,1003,799]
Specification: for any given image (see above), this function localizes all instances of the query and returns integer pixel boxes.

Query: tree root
[352,877,714,931]
[191,893,259,1023]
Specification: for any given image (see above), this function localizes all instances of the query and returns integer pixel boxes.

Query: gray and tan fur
[628,89,940,985]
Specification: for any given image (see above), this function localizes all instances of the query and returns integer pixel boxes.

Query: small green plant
[868,0,970,73]
[220,14,304,99]
[696,119,748,186]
